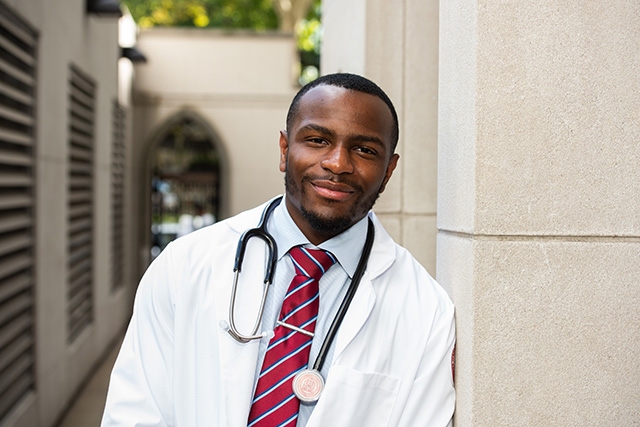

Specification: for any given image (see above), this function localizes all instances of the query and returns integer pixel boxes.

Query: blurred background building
[0,1,135,425]
[0,0,638,426]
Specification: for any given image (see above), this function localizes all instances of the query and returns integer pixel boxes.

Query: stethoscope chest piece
[292,369,324,402]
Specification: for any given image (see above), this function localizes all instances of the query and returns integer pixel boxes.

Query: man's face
[279,84,399,245]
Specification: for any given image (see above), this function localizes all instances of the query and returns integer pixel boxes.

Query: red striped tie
[247,247,336,427]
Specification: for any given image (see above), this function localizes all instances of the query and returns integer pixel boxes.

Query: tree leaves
[121,0,279,30]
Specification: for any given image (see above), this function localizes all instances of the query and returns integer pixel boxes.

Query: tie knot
[288,246,336,281]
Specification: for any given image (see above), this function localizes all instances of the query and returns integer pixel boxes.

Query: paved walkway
[57,340,121,427]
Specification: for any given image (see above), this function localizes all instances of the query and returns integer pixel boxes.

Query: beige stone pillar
[438,1,640,425]
[322,0,440,274]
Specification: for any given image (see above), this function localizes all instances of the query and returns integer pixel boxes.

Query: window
[67,65,95,343]
[111,101,125,290]
[0,1,37,422]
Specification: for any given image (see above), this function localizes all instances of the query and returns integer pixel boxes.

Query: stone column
[438,1,640,425]
[322,0,440,274]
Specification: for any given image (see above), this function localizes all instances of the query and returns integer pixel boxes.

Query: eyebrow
[299,123,386,147]
[299,123,335,137]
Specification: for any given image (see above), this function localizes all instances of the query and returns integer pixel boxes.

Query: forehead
[292,85,395,146]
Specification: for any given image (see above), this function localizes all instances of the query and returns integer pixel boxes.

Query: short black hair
[286,73,399,152]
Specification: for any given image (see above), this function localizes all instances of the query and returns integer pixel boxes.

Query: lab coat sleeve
[398,295,456,427]
[101,243,177,427]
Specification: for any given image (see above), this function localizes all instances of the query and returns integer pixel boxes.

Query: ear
[378,153,399,194]
[279,130,288,173]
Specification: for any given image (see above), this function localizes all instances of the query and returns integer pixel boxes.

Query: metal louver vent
[111,101,125,290]
[0,1,37,423]
[67,65,95,343]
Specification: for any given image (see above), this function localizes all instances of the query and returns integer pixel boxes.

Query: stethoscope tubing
[227,195,376,373]
[228,197,281,343]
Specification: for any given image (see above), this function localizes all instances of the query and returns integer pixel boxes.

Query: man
[101,73,455,426]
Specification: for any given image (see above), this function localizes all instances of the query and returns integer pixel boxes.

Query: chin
[300,205,354,236]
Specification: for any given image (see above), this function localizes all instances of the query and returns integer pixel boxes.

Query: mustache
[302,173,363,191]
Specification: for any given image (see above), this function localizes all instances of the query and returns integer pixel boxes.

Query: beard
[284,163,382,236]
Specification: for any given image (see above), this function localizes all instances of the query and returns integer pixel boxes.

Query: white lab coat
[101,201,456,427]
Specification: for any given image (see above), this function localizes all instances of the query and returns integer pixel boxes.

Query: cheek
[363,167,388,188]
[285,151,313,176]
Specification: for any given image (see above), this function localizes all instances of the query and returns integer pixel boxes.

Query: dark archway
[146,111,227,259]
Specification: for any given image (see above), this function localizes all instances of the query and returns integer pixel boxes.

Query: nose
[320,145,354,175]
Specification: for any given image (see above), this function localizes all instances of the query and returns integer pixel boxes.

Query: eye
[307,137,327,145]
[354,146,378,156]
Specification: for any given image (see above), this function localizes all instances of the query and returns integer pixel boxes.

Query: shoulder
[368,212,453,313]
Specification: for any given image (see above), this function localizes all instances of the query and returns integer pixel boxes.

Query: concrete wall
[131,28,298,271]
[322,0,440,275]
[1,1,136,426]
[323,0,639,425]
[438,1,640,424]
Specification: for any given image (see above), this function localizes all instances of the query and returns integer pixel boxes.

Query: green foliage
[121,0,279,29]
[122,0,323,84]
[296,6,320,53]
[296,0,321,84]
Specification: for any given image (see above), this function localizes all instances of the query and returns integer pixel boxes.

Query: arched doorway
[149,113,223,258]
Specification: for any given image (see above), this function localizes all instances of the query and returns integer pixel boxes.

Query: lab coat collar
[362,210,396,279]
[226,195,396,280]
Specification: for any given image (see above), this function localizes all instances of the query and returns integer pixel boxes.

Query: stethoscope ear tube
[234,227,278,282]
[233,197,282,283]
[228,197,282,343]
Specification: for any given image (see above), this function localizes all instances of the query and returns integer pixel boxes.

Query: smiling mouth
[310,180,355,201]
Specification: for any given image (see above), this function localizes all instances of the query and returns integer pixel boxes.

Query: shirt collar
[268,195,369,278]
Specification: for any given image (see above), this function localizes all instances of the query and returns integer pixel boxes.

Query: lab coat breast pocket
[307,365,401,427]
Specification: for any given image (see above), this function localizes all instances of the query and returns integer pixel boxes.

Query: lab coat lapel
[332,213,396,361]
[333,274,376,360]
[213,209,269,426]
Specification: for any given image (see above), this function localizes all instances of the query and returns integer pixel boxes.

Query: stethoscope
[224,195,375,402]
